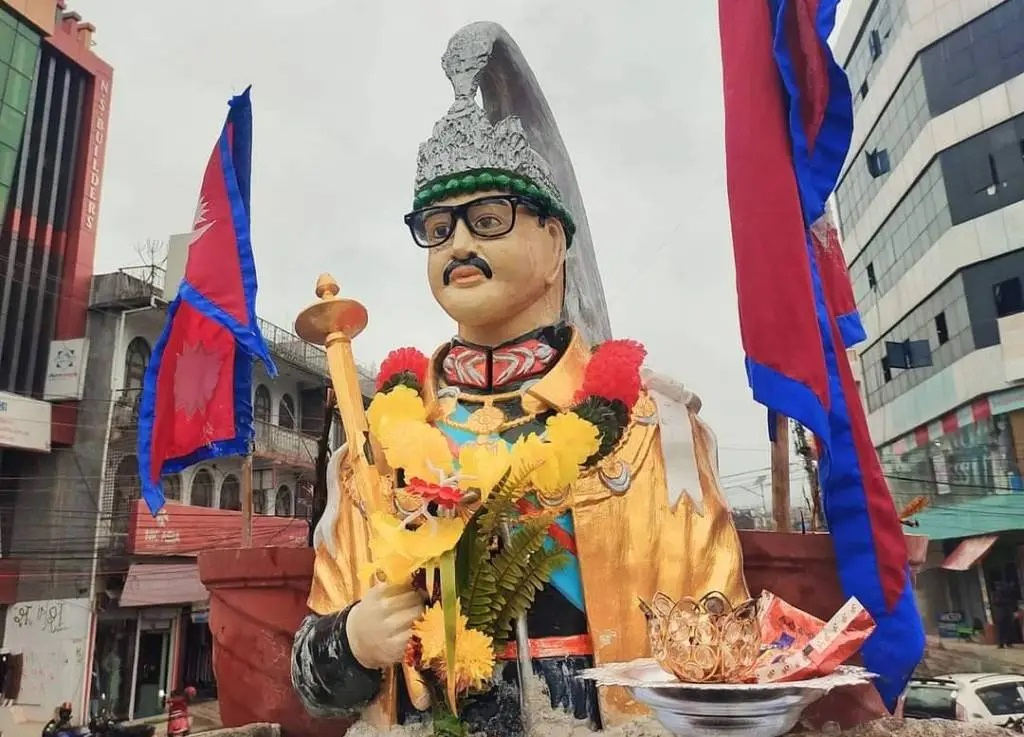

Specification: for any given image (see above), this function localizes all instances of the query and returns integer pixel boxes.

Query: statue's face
[422,190,566,332]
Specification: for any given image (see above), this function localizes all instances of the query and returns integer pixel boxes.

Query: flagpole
[241,449,254,547]
[771,413,791,532]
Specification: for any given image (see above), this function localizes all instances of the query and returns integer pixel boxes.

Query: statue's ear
[544,217,568,287]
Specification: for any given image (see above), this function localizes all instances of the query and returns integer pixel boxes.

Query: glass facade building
[0,5,40,215]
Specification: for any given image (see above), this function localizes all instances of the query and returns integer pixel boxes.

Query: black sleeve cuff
[291,605,384,719]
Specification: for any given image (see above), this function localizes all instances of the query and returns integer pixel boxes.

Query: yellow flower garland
[366,384,601,498]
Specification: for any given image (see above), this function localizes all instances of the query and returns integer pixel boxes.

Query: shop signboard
[937,610,965,639]
[125,500,307,556]
[42,338,89,400]
[0,391,51,452]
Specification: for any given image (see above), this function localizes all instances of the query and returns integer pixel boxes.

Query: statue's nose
[449,221,477,259]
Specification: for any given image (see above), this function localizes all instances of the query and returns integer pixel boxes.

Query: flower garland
[371,337,648,475]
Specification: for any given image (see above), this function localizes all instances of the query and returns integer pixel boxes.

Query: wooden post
[771,414,791,532]
[241,453,253,547]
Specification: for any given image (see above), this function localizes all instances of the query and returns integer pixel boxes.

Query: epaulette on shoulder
[576,391,659,500]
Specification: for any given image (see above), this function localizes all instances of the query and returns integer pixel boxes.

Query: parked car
[899,674,1024,726]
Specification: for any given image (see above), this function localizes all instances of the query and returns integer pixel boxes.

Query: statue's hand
[346,582,425,669]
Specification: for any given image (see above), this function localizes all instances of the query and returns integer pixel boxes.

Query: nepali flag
[137,87,277,515]
[719,0,924,708]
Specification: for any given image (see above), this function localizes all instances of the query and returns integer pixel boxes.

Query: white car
[900,674,1024,726]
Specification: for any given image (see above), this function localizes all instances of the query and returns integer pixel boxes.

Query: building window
[254,385,271,423]
[124,338,151,395]
[163,475,181,502]
[191,469,214,507]
[882,358,892,383]
[112,455,140,536]
[279,394,296,430]
[867,29,883,61]
[935,312,949,345]
[253,489,266,515]
[275,485,293,517]
[867,263,877,289]
[994,278,1024,318]
[865,148,891,178]
[220,475,241,511]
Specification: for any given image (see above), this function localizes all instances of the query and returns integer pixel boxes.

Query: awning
[940,535,999,571]
[912,494,1024,540]
[119,563,209,607]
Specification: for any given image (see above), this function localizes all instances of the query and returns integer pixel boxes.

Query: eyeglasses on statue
[403,194,547,249]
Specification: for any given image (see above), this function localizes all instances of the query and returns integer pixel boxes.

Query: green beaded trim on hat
[412,169,576,246]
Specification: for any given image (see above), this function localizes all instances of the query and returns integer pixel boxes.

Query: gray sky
[74,1,781,498]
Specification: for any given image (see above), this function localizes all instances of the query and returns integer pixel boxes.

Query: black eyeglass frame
[403,194,548,249]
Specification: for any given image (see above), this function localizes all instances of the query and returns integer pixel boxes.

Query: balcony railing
[256,316,375,391]
[257,317,329,377]
[90,266,166,308]
[254,420,318,467]
[92,265,375,388]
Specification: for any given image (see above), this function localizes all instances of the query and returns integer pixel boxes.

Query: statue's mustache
[443,255,493,285]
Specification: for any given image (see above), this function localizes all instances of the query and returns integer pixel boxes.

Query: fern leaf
[477,462,541,537]
[462,515,500,631]
[490,547,571,640]
[478,513,561,638]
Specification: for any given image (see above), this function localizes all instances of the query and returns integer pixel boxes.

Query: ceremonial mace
[295,274,431,720]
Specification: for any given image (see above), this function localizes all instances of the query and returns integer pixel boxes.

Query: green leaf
[477,464,535,537]
[477,513,566,639]
[455,514,479,590]
[440,550,459,714]
[462,515,499,631]
[490,546,570,640]
[431,706,469,737]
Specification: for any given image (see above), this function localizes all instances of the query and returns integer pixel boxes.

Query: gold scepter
[295,274,431,721]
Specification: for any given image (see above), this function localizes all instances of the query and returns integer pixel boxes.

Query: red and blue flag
[137,87,277,515]
[719,0,924,707]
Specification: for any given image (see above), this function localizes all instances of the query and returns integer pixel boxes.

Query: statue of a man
[292,22,748,736]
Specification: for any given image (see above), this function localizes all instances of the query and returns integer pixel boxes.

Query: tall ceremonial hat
[413,22,612,345]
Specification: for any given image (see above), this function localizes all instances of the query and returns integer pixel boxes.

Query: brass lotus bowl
[640,591,761,684]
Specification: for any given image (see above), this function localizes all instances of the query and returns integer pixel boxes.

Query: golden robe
[307,330,749,725]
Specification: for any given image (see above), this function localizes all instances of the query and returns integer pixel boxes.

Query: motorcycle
[42,703,88,737]
[89,708,156,737]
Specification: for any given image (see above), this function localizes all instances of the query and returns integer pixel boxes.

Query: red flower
[376,347,430,391]
[406,477,463,509]
[576,339,648,408]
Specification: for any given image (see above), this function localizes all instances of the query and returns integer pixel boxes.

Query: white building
[835,0,1024,637]
[0,261,373,726]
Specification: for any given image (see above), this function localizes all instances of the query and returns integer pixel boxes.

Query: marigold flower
[376,347,430,392]
[456,441,512,500]
[511,433,570,498]
[378,420,454,481]
[363,512,464,583]
[412,601,495,694]
[367,385,427,439]
[545,413,600,466]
